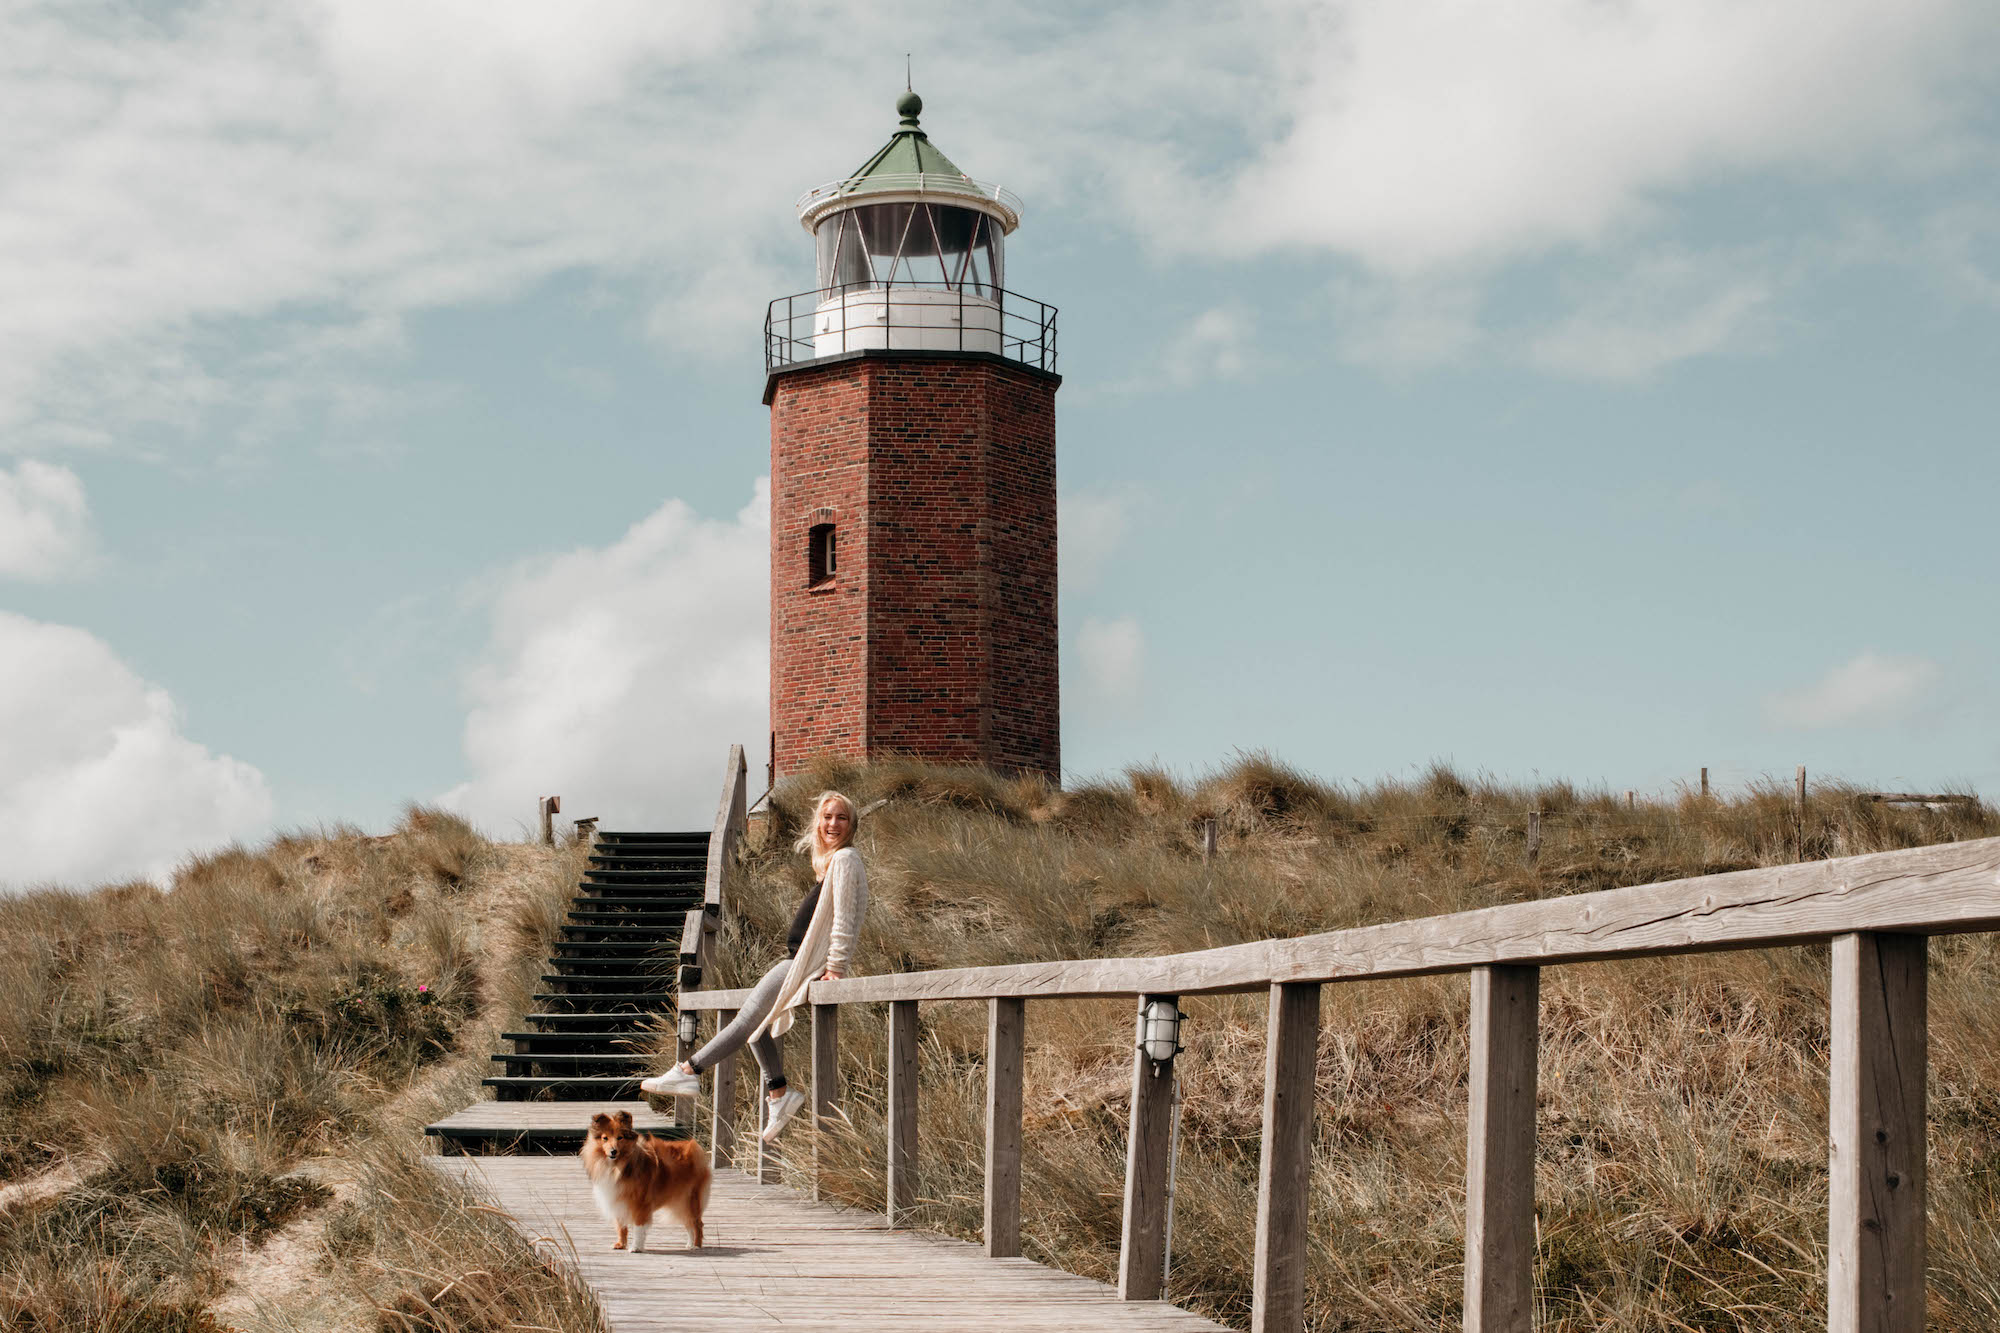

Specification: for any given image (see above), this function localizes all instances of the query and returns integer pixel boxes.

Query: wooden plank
[1118,995,1176,1301]
[1464,965,1539,1333]
[710,1008,738,1169]
[681,985,756,1010]
[986,996,1026,1258]
[1251,982,1319,1332]
[888,998,919,1224]
[1829,932,1927,1333]
[757,1085,779,1184]
[705,744,748,917]
[813,1001,841,1200]
[678,838,2000,1007]
[674,910,705,1131]
[1866,793,1978,805]
[425,1099,672,1134]
[428,1158,1230,1330]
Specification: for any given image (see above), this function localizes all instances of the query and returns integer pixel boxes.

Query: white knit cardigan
[754,845,868,1040]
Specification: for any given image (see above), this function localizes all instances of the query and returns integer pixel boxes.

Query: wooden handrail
[703,743,749,921]
[680,836,2000,1010]
[677,833,1997,1332]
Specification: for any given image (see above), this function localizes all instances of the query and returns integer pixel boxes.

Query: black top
[785,881,822,958]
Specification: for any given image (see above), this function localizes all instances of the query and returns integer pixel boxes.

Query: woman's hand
[819,968,843,981]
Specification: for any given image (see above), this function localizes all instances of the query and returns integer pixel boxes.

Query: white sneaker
[760,1088,807,1142]
[639,1066,700,1097]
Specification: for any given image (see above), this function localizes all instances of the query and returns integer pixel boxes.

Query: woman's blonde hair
[793,790,860,876]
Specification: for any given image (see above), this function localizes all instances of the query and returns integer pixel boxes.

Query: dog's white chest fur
[591,1166,635,1225]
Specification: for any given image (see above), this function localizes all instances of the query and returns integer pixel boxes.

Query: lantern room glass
[815,201,1004,295]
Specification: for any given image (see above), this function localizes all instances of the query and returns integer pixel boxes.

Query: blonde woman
[642,791,869,1142]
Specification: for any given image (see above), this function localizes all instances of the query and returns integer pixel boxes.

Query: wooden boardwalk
[431,1156,1227,1331]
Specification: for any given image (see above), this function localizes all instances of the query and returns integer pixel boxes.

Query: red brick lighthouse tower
[764,91,1061,781]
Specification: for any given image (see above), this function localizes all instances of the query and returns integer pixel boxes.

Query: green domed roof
[833,91,975,196]
[796,91,1022,234]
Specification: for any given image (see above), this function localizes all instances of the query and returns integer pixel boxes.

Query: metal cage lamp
[1139,996,1183,1068]
[677,1008,700,1048]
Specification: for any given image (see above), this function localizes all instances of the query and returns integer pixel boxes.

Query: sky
[3,0,1998,889]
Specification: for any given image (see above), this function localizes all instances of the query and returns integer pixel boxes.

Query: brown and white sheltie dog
[580,1110,710,1252]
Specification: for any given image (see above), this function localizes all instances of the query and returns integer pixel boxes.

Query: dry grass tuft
[700,756,2000,1332]
[1,821,603,1332]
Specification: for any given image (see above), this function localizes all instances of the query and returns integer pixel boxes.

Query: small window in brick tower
[808,523,837,585]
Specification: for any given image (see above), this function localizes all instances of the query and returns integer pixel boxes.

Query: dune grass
[696,755,2000,1331]
[0,809,606,1333]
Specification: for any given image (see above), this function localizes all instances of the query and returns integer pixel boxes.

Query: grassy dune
[0,810,607,1333]
[701,756,2000,1331]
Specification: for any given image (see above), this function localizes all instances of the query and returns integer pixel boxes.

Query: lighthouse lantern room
[764,90,1062,782]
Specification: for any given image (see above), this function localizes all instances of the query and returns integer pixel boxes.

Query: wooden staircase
[428,830,708,1153]
[488,830,707,1101]
[426,746,750,1157]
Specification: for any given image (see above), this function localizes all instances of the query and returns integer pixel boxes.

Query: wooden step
[501,1032,657,1053]
[481,1074,651,1100]
[528,992,673,1009]
[425,1099,688,1153]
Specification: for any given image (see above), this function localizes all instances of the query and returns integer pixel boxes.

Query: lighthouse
[763,90,1062,782]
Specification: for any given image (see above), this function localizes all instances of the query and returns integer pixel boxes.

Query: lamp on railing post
[1121,994,1185,1301]
[676,1007,700,1049]
[1140,996,1183,1068]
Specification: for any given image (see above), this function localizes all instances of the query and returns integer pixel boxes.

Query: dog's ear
[614,1110,634,1128]
[590,1113,611,1130]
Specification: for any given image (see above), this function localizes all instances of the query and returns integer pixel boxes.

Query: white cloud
[0,0,1993,447]
[1331,274,1487,372]
[441,481,769,834]
[1060,490,1137,594]
[1526,250,1777,380]
[1222,0,1993,273]
[1767,652,1942,728]
[1075,616,1145,706]
[0,459,92,578]
[1163,307,1253,385]
[0,612,273,891]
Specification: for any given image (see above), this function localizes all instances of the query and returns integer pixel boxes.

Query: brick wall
[768,353,1060,781]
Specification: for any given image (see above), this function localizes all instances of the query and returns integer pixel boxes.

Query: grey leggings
[688,959,792,1093]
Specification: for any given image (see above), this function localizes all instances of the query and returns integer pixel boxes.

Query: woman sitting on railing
[642,791,869,1142]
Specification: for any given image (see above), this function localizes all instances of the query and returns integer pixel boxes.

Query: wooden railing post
[1119,994,1178,1301]
[985,996,1026,1257]
[1830,932,1927,1333]
[675,909,706,1131]
[709,1009,738,1170]
[756,1091,780,1184]
[811,1001,841,1200]
[887,999,920,1225]
[1465,964,1540,1333]
[1252,982,1320,1332]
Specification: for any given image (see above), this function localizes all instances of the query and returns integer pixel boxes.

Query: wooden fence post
[710,1009,738,1170]
[1252,982,1321,1332]
[1465,964,1540,1333]
[1700,767,1709,798]
[1201,818,1218,863]
[756,1091,780,1184]
[1119,995,1178,1301]
[538,795,559,846]
[888,999,920,1225]
[986,997,1026,1257]
[1798,765,1809,861]
[1525,810,1541,868]
[1625,789,1636,809]
[1829,932,1927,1333]
[811,1002,840,1200]
[674,1014,699,1134]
